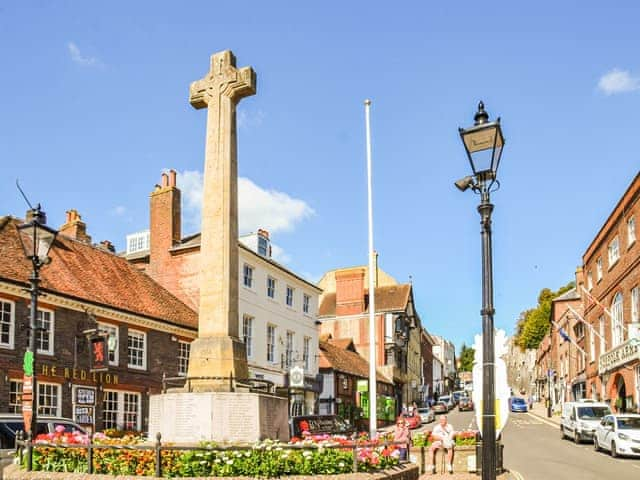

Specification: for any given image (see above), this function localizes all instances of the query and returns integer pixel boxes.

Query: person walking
[393,417,411,461]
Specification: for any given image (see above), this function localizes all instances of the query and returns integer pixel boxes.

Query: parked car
[0,415,86,470]
[417,407,435,424]
[432,401,448,414]
[402,412,422,429]
[438,395,454,411]
[560,401,611,443]
[510,397,528,413]
[594,414,640,457]
[458,396,474,412]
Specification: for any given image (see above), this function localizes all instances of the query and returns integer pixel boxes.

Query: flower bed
[23,430,401,478]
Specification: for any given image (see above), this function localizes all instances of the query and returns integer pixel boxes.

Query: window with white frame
[178,341,190,376]
[599,316,605,355]
[596,258,603,281]
[267,324,276,363]
[632,286,639,324]
[589,328,595,362]
[126,231,150,255]
[587,271,593,291]
[103,390,141,430]
[36,309,54,355]
[243,264,254,288]
[285,331,294,368]
[243,315,253,358]
[267,277,276,299]
[611,293,624,348]
[9,380,22,413]
[303,336,310,371]
[628,217,636,246]
[103,391,119,429]
[38,382,61,416]
[608,236,620,267]
[127,330,146,369]
[0,300,14,349]
[286,286,294,307]
[303,294,310,314]
[98,323,119,366]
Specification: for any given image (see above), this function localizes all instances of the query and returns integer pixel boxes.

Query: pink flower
[55,425,66,433]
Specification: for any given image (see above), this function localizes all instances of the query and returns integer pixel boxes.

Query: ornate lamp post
[456,101,505,480]
[17,204,57,471]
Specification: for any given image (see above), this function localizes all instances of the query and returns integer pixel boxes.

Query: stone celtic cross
[186,50,255,386]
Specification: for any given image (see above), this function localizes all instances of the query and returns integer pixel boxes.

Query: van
[560,401,611,443]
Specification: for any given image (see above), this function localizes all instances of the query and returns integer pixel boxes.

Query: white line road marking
[632,464,640,470]
[525,412,558,428]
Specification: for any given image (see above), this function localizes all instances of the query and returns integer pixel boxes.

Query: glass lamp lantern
[17,205,58,265]
[458,101,505,181]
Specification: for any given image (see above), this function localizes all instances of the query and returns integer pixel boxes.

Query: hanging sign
[89,333,109,372]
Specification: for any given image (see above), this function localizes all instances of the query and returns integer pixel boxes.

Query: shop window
[103,390,141,431]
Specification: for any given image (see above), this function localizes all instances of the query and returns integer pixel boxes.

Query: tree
[458,343,475,372]
[514,281,575,350]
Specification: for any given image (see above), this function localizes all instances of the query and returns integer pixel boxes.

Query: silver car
[417,407,435,424]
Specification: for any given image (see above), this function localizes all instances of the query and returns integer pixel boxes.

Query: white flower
[339,462,345,468]
[226,460,234,465]
[302,450,312,457]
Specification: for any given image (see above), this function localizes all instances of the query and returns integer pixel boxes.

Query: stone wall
[3,463,419,480]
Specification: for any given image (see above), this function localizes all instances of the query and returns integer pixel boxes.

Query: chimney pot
[169,169,177,187]
[161,172,169,187]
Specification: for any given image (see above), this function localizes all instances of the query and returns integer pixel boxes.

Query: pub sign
[89,333,109,372]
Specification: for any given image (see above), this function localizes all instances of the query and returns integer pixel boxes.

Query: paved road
[414,407,640,479]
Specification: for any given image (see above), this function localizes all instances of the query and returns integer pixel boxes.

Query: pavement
[527,401,561,426]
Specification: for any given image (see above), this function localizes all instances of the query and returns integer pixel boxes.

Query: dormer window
[126,231,150,254]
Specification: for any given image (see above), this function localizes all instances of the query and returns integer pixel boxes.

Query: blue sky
[1,1,639,353]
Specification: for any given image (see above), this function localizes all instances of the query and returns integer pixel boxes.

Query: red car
[402,413,422,429]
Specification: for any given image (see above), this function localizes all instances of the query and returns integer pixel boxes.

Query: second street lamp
[456,101,505,480]
[17,204,58,471]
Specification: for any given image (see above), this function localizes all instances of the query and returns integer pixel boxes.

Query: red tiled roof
[318,284,411,317]
[319,338,392,384]
[0,217,197,328]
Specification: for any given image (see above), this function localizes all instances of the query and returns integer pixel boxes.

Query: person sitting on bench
[428,415,456,474]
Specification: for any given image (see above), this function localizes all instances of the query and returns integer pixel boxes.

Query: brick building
[317,266,422,413]
[125,171,322,415]
[420,328,435,403]
[581,172,639,412]
[0,212,197,433]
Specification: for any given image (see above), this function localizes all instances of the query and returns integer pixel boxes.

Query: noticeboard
[75,386,96,405]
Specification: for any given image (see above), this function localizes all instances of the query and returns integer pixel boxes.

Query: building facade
[432,335,456,394]
[126,171,322,415]
[317,266,422,413]
[0,212,197,433]
[581,172,640,413]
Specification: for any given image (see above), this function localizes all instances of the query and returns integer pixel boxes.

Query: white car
[417,407,435,424]
[593,414,640,458]
[438,395,454,411]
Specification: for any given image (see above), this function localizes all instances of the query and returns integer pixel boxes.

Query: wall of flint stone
[3,463,420,480]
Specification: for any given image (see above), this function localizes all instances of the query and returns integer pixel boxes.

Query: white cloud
[270,243,292,264]
[176,170,314,237]
[237,109,265,129]
[110,205,127,216]
[597,68,640,95]
[67,42,102,67]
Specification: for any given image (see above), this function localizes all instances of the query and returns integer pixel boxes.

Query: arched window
[611,292,624,348]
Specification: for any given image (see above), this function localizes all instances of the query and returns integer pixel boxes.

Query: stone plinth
[149,391,289,443]
[186,336,249,391]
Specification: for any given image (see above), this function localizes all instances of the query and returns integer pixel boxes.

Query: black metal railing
[161,373,277,394]
[16,431,412,477]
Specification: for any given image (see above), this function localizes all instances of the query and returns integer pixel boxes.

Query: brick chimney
[98,240,116,253]
[59,209,92,244]
[149,169,181,266]
[575,267,584,294]
[335,267,365,316]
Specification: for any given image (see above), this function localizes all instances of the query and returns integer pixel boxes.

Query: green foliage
[514,281,575,350]
[458,344,475,372]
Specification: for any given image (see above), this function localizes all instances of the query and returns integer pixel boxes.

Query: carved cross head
[190,50,256,109]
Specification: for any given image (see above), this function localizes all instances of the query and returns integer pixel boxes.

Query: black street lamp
[456,101,505,480]
[17,204,57,471]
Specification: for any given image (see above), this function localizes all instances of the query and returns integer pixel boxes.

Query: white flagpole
[566,305,606,345]
[365,99,377,437]
[579,284,627,333]
[551,318,587,357]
